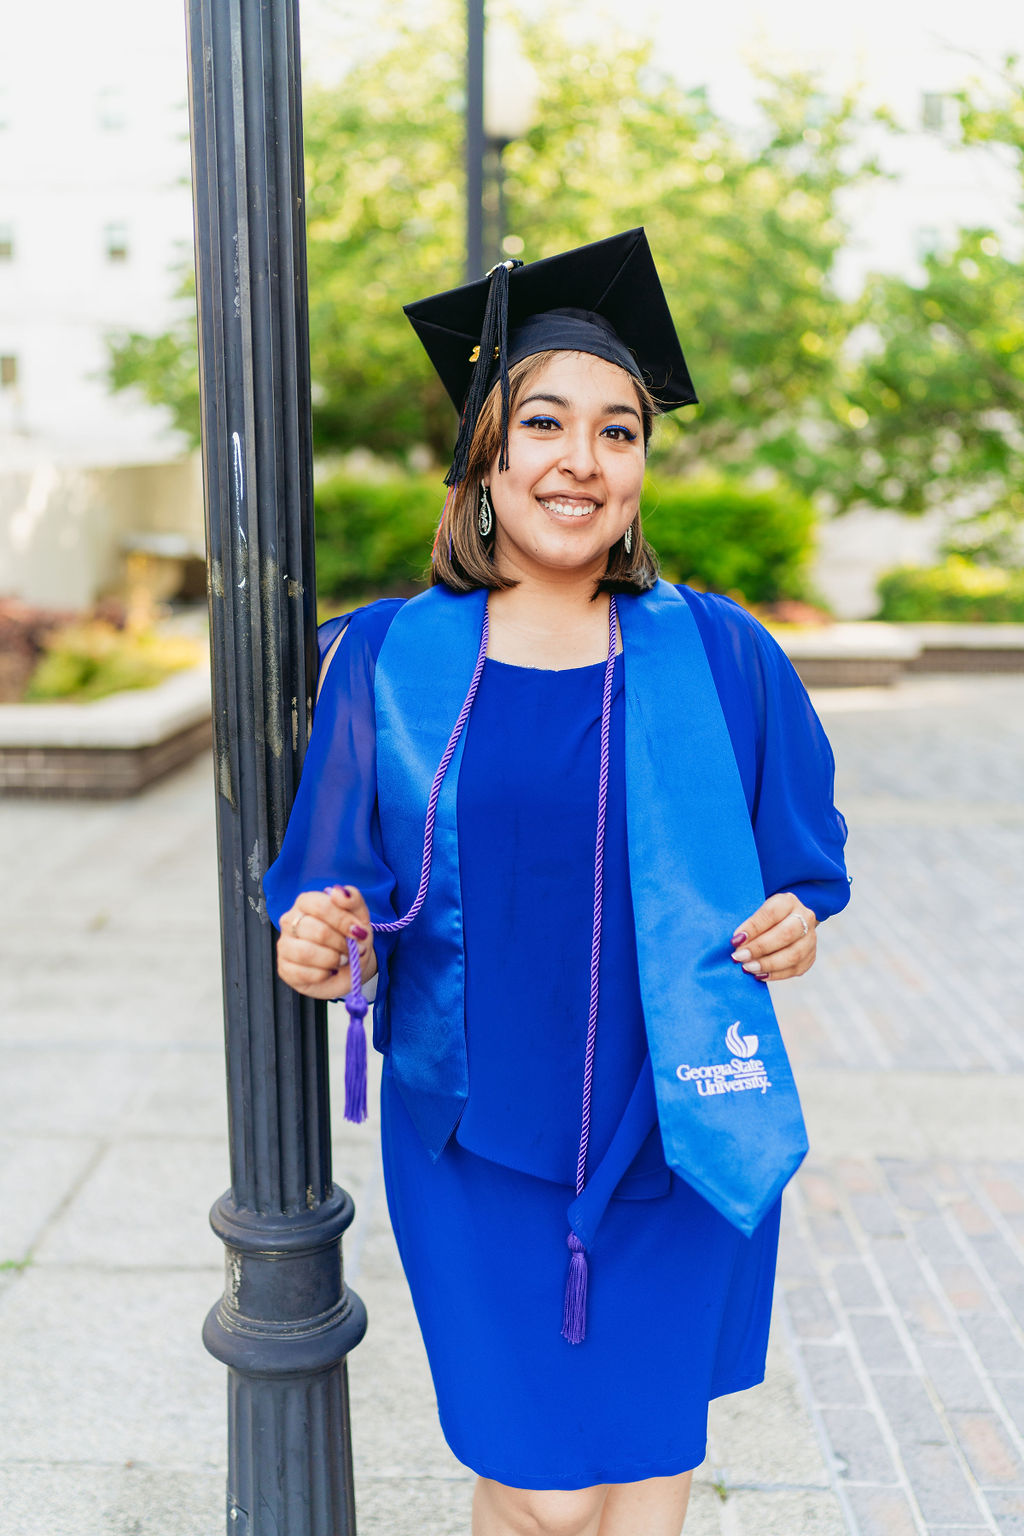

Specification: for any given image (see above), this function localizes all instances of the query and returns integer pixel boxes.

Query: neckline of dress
[484,650,623,676]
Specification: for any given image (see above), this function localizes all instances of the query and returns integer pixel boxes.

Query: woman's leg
[470,1471,693,1536]
[596,1471,693,1536]
[472,1477,608,1536]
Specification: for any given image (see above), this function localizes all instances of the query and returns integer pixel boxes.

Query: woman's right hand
[276,885,378,1000]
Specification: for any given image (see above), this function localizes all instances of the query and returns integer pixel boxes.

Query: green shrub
[314,471,817,605]
[876,557,1024,622]
[315,475,442,598]
[25,623,200,703]
[641,475,816,604]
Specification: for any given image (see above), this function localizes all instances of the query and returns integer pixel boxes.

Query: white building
[0,0,201,608]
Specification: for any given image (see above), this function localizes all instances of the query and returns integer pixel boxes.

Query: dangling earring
[623,523,633,556]
[478,483,494,539]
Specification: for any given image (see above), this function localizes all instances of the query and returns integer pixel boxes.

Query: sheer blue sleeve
[262,601,405,1022]
[682,589,851,923]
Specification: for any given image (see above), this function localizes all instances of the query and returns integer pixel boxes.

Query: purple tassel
[343,935,368,1124]
[561,1232,588,1344]
[344,1000,368,1123]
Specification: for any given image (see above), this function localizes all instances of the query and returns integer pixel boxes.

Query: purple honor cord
[563,594,616,1345]
[341,595,620,1345]
[340,609,491,1121]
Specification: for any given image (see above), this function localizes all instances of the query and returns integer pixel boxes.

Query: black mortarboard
[404,228,698,487]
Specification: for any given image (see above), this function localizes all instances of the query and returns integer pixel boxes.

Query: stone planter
[774,623,921,688]
[774,622,1024,687]
[906,623,1024,675]
[0,664,212,797]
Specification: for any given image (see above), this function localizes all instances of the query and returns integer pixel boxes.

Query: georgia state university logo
[725,1021,758,1059]
[676,1022,771,1097]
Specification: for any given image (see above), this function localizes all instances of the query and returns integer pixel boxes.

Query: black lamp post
[480,17,539,269]
[466,0,485,281]
[185,1,366,1531]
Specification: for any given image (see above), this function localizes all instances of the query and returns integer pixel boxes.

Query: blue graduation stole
[374,580,807,1237]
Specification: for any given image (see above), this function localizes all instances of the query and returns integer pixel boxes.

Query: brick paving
[0,670,1021,1534]
[771,675,1024,1535]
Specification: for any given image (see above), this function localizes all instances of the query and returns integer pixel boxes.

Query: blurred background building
[0,0,201,611]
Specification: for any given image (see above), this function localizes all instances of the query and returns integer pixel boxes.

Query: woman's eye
[602,425,638,442]
[519,415,560,431]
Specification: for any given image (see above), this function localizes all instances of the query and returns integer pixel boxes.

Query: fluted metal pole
[184,1,366,1531]
[466,0,484,280]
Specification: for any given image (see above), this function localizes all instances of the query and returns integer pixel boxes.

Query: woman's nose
[557,429,599,479]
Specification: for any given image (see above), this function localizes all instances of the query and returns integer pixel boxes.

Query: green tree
[505,46,880,489]
[107,17,467,460]
[107,274,202,450]
[826,59,1024,548]
[107,5,881,485]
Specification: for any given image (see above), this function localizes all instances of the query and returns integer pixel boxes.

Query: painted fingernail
[756,973,770,982]
[742,960,761,974]
[351,924,368,940]
[341,886,352,897]
[732,931,748,946]
[733,948,751,963]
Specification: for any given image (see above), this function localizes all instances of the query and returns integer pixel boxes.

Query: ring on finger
[291,912,308,937]
[795,912,809,937]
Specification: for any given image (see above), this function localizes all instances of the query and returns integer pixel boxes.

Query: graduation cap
[404,227,698,488]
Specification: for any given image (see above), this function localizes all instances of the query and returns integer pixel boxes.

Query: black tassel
[445,259,523,488]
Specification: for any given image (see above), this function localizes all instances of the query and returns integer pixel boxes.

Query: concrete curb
[772,623,1024,688]
[0,665,212,796]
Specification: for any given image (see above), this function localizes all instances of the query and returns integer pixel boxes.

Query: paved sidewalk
[0,674,1022,1535]
[769,676,1024,1536]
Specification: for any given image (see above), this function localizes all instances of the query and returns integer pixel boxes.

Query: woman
[264,229,849,1536]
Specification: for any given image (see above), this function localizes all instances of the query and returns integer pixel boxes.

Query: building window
[104,222,130,263]
[921,93,948,132]
[0,355,18,389]
[0,223,12,259]
[98,86,127,131]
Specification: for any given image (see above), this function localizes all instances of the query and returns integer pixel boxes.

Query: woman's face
[485,351,646,583]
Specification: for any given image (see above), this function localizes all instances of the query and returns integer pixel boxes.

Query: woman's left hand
[730,892,817,982]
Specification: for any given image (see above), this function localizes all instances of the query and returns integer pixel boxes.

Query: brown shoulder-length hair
[430,350,661,597]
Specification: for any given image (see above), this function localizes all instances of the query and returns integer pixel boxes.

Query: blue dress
[263,589,850,1491]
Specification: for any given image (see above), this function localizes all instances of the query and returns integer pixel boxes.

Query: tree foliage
[494,37,879,488]
[106,5,880,486]
[106,11,1024,553]
[106,274,202,453]
[833,229,1024,521]
[828,60,1024,537]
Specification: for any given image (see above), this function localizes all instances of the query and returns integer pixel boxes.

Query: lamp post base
[203,1188,368,1536]
[220,1363,360,1536]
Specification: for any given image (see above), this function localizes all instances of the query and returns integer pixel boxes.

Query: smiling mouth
[537,496,601,519]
